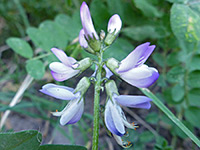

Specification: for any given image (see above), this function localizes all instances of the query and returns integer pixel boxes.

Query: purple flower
[107,42,159,88]
[104,80,151,147]
[49,48,79,81]
[92,65,113,79]
[40,83,84,125]
[105,94,151,136]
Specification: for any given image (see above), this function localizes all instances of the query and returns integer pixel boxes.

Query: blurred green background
[0,0,200,149]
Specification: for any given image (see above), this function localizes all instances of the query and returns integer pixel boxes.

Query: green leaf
[55,12,81,41]
[0,130,42,150]
[133,0,163,18]
[145,112,159,124]
[166,66,185,84]
[171,84,184,102]
[188,88,200,107]
[107,0,124,19]
[122,25,164,41]
[188,71,200,88]
[90,0,110,31]
[26,59,45,79]
[188,54,200,72]
[166,0,188,3]
[166,52,180,66]
[104,38,134,61]
[171,4,200,42]
[39,145,87,150]
[185,107,200,127]
[152,52,165,67]
[139,131,154,143]
[6,37,33,58]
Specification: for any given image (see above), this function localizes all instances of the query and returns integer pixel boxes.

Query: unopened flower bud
[74,77,91,94]
[100,30,106,41]
[105,80,119,98]
[106,58,119,73]
[73,57,92,72]
[105,14,122,46]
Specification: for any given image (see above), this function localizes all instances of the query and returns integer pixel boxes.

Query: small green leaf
[166,66,185,84]
[188,71,200,88]
[166,52,180,66]
[0,130,42,150]
[188,55,200,72]
[26,59,45,79]
[134,0,163,18]
[104,38,134,61]
[171,4,200,42]
[171,84,184,102]
[145,112,159,124]
[6,37,33,58]
[139,131,154,143]
[152,52,165,67]
[188,88,200,107]
[39,145,87,150]
[185,107,200,127]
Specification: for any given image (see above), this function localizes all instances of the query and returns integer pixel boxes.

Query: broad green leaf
[145,112,159,124]
[188,71,200,88]
[122,25,167,41]
[0,130,42,150]
[166,52,180,66]
[188,54,200,72]
[6,37,33,58]
[171,4,200,42]
[90,0,110,31]
[152,53,165,67]
[107,0,124,19]
[189,0,200,15]
[185,107,200,127]
[26,59,45,79]
[171,84,184,102]
[166,0,188,3]
[188,88,200,107]
[39,145,87,150]
[39,20,68,49]
[133,0,163,18]
[166,66,185,84]
[55,12,81,41]
[139,131,154,143]
[104,38,134,61]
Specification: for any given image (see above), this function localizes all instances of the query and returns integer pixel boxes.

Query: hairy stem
[92,51,103,150]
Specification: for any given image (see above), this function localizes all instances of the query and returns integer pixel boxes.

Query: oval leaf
[0,130,42,150]
[39,145,87,150]
[26,59,45,79]
[6,37,33,58]
[171,4,200,42]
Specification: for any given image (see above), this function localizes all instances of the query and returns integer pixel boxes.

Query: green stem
[92,52,103,150]
[140,88,200,148]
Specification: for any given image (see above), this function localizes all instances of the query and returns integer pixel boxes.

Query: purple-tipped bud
[107,14,122,34]
[80,2,99,40]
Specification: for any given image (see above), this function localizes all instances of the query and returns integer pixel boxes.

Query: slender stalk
[92,51,103,150]
[140,88,200,148]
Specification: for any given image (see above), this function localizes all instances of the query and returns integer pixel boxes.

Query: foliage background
[0,0,200,149]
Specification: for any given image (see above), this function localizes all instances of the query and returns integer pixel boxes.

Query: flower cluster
[40,1,159,148]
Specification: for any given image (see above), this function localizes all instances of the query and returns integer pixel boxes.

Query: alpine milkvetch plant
[40,1,159,150]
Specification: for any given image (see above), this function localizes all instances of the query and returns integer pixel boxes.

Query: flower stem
[92,51,103,150]
[140,88,200,148]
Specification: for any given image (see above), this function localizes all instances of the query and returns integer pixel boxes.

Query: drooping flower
[79,2,122,51]
[49,48,92,81]
[40,77,90,125]
[104,80,151,147]
[106,42,159,88]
